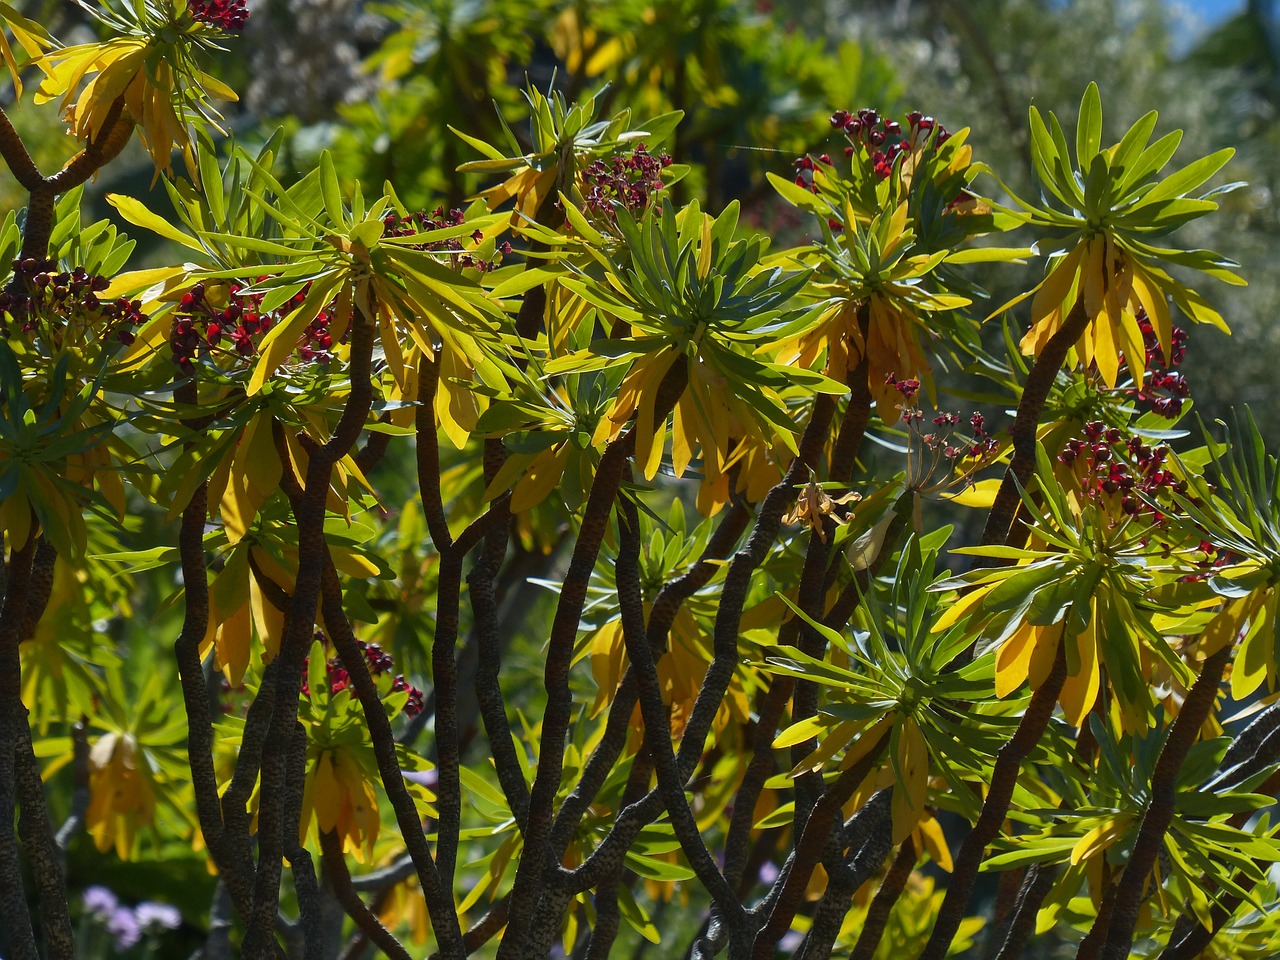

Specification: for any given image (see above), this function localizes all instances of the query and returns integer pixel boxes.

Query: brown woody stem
[616,494,745,925]
[750,734,891,960]
[916,639,1069,960]
[850,838,917,960]
[0,536,43,960]
[981,299,1091,547]
[0,107,42,190]
[321,830,413,960]
[991,862,1059,960]
[1093,644,1231,960]
[496,358,689,960]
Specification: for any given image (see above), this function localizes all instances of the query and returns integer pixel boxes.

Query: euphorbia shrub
[1,4,1278,960]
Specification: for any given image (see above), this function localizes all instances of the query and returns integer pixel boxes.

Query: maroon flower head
[188,0,249,31]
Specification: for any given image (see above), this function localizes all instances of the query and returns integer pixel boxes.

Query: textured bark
[321,829,413,960]
[981,299,1091,547]
[916,640,1069,960]
[497,360,688,960]
[849,839,917,960]
[1093,644,1232,960]
[0,538,42,960]
[991,864,1059,960]
[795,792,895,960]
[750,738,891,960]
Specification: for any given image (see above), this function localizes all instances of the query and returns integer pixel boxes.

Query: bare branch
[321,829,413,960]
[916,640,1069,960]
[1095,644,1232,960]
[497,359,689,960]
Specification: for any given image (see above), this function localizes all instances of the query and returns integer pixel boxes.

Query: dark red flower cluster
[886,374,997,463]
[0,259,145,345]
[382,208,505,272]
[169,279,336,370]
[791,152,835,203]
[1057,421,1184,521]
[828,108,950,181]
[886,373,921,402]
[188,0,248,31]
[911,409,997,461]
[1128,309,1190,418]
[576,144,672,225]
[1186,538,1236,578]
[301,636,425,717]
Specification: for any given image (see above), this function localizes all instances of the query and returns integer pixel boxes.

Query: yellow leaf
[1091,304,1120,388]
[631,350,680,479]
[996,620,1037,698]
[1229,590,1273,700]
[0,477,33,551]
[916,814,952,871]
[584,35,625,76]
[772,714,830,750]
[511,444,571,513]
[1027,243,1083,334]
[1058,614,1099,727]
[788,717,865,775]
[1130,261,1172,363]
[933,582,994,633]
[1070,814,1134,865]
[222,412,282,544]
[1028,622,1064,692]
[837,713,894,771]
[214,597,252,688]
[891,718,929,843]
[947,477,1002,509]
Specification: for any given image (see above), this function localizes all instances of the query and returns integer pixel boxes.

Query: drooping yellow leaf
[1059,614,1099,727]
[1229,589,1273,700]
[1070,814,1134,865]
[511,444,571,513]
[916,814,952,872]
[891,718,930,843]
[1028,622,1064,692]
[947,478,1002,509]
[996,620,1037,698]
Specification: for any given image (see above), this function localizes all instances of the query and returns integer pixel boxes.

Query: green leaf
[1108,110,1160,185]
[1137,148,1234,207]
[766,172,830,215]
[107,194,205,252]
[319,151,346,227]
[448,125,508,162]
[1076,82,1103,169]
[624,851,696,882]
[1118,129,1183,193]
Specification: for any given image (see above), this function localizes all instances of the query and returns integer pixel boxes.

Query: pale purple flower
[779,930,805,953]
[135,901,182,931]
[107,907,142,950]
[81,885,118,918]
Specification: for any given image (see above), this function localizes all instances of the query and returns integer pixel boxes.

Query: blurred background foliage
[6,0,1276,435]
